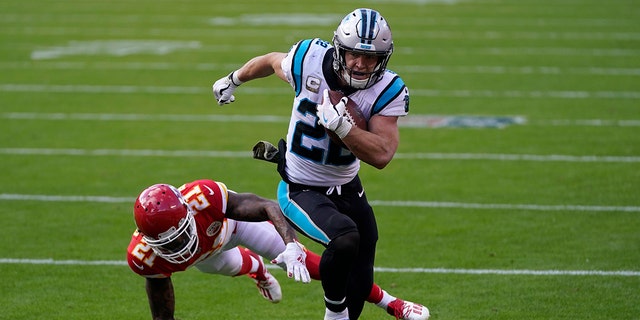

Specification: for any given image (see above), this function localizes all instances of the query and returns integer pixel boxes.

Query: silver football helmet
[333,8,394,89]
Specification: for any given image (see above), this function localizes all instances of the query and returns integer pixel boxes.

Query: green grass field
[1,0,639,319]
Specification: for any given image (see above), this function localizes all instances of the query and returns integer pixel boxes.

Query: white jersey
[280,38,410,187]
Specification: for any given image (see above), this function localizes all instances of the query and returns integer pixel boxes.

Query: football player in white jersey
[212,8,429,320]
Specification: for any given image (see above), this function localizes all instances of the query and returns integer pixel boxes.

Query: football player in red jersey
[128,179,427,320]
[127,180,309,319]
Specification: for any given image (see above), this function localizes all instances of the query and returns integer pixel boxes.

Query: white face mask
[144,212,199,264]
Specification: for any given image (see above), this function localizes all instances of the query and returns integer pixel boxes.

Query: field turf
[1,0,639,319]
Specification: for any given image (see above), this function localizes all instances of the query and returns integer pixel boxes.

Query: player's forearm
[145,277,176,320]
[343,128,396,169]
[227,192,297,243]
[235,52,287,83]
[343,116,400,169]
[266,204,298,244]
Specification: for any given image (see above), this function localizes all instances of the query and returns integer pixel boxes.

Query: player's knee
[330,230,360,257]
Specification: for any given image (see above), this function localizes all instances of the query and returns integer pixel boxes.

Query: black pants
[277,176,378,319]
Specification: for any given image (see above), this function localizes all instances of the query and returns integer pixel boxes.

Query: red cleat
[387,299,430,320]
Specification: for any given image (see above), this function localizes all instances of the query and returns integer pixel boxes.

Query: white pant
[194,220,287,276]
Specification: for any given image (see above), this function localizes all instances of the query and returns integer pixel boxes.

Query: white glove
[316,89,352,139]
[212,71,242,106]
[271,241,311,283]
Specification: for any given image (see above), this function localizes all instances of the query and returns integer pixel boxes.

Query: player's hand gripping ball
[322,90,368,148]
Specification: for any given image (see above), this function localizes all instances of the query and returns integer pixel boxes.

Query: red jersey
[127,179,235,278]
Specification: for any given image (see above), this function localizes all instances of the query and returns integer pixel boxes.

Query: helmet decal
[359,8,376,45]
[333,8,393,89]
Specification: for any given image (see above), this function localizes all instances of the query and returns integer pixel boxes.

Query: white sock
[376,289,396,309]
[248,255,261,274]
[324,307,349,320]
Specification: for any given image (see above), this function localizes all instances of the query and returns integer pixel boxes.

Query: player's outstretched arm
[212,52,288,105]
[226,192,310,283]
[225,192,297,243]
[234,52,288,83]
[145,277,176,320]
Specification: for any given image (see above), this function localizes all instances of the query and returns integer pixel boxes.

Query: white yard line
[392,153,640,163]
[3,26,640,42]
[1,112,290,123]
[0,148,251,158]
[1,193,638,213]
[1,62,639,76]
[2,84,639,99]
[368,200,640,213]
[1,147,639,163]
[1,258,638,276]
[1,12,637,28]
[4,112,640,128]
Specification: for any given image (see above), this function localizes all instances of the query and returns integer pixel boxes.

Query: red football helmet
[133,184,199,264]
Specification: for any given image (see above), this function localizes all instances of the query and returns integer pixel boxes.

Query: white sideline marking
[0,258,126,266]
[1,61,638,76]
[209,14,340,26]
[31,40,202,60]
[374,267,640,277]
[394,65,640,76]
[414,47,640,57]
[368,201,640,213]
[393,153,640,163]
[1,84,639,99]
[1,148,638,163]
[1,193,638,213]
[1,258,637,277]
[409,31,640,41]
[2,112,289,123]
[4,112,640,128]
[536,119,640,127]
[1,14,636,28]
[0,194,135,203]
[6,27,640,45]
[0,148,250,158]
[3,112,527,128]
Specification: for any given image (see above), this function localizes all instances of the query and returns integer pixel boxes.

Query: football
[325,90,368,148]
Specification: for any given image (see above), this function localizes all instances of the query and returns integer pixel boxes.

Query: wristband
[229,71,244,86]
[334,119,352,139]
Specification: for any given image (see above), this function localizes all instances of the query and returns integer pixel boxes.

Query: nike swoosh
[358,189,365,198]
[203,185,215,195]
[132,260,144,270]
